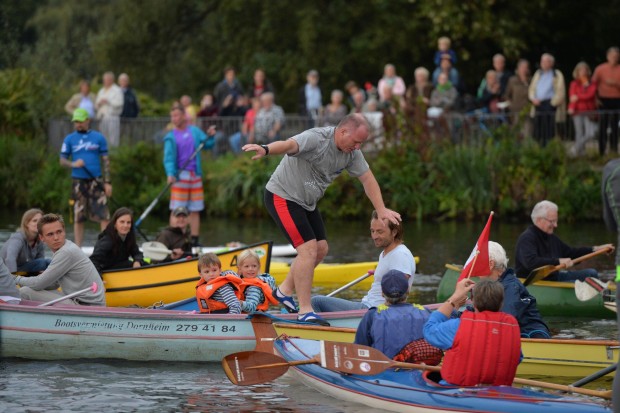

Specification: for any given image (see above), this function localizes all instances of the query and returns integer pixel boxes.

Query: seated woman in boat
[424,278,522,386]
[155,206,192,261]
[90,207,146,273]
[487,241,551,339]
[0,258,21,304]
[195,253,241,314]
[355,270,443,364]
[236,249,278,313]
[0,208,50,274]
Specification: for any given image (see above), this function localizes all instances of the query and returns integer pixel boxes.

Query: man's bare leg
[189,211,200,238]
[74,221,84,247]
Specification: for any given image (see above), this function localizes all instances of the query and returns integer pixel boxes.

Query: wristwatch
[260,144,270,155]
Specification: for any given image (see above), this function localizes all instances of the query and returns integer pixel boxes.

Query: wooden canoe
[0,300,365,361]
[271,322,619,378]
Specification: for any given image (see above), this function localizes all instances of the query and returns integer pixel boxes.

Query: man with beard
[311,209,415,312]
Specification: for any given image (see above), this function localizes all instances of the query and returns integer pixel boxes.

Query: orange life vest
[239,277,279,311]
[195,274,243,314]
[441,311,521,386]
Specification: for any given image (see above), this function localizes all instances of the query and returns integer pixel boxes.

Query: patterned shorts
[72,178,110,223]
[169,170,204,212]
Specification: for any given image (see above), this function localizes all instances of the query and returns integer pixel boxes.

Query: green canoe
[437,264,615,319]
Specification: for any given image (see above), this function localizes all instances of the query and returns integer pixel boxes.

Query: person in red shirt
[592,47,620,155]
[568,62,598,157]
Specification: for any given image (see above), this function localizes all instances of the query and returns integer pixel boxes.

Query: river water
[0,212,617,412]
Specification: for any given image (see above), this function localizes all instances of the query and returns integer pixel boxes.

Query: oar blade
[575,278,608,301]
[320,340,394,375]
[221,351,289,386]
[523,265,555,286]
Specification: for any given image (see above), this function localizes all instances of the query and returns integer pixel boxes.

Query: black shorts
[264,190,326,248]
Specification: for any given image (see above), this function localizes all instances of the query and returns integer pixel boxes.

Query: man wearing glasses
[514,200,613,281]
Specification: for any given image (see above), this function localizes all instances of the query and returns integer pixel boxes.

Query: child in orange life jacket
[236,250,278,313]
[195,253,242,314]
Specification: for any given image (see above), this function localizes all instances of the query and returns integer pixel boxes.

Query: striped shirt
[211,284,241,314]
[241,273,277,313]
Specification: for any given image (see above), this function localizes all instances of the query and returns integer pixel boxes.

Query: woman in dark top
[90,207,144,273]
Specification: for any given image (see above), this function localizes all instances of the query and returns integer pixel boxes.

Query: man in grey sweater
[13,213,106,306]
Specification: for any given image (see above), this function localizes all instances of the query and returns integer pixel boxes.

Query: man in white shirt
[311,210,415,312]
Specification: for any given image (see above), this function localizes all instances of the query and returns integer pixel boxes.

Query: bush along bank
[0,132,603,222]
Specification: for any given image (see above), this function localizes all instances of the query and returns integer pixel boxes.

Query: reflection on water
[0,359,391,413]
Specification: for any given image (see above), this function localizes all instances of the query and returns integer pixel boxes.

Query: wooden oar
[223,341,612,399]
[524,247,613,286]
[326,270,374,297]
[221,350,319,385]
[38,282,99,307]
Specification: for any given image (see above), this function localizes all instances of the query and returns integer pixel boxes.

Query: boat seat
[422,370,446,387]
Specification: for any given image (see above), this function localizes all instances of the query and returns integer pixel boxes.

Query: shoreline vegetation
[0,123,610,223]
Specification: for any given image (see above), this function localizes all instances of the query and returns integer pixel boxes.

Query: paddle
[134,140,206,229]
[81,166,149,242]
[221,350,320,385]
[575,277,610,301]
[570,363,617,387]
[141,241,173,261]
[524,247,613,286]
[223,341,613,399]
[38,281,99,307]
[326,270,374,297]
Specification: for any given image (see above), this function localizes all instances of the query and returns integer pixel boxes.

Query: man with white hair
[514,200,613,281]
[488,241,550,338]
[528,53,565,146]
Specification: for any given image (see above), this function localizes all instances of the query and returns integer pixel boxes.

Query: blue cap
[381,269,409,298]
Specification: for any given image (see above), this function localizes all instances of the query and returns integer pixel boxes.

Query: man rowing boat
[514,200,613,281]
[243,113,400,325]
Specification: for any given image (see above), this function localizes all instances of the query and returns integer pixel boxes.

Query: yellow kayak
[270,257,419,289]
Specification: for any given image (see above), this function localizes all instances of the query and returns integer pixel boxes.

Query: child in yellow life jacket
[237,250,278,312]
[195,253,242,314]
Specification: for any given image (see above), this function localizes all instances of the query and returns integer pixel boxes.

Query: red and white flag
[458,212,494,281]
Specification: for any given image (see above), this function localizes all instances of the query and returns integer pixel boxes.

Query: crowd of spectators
[65,41,620,156]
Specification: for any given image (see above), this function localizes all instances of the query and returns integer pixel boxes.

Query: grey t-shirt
[266,127,370,211]
[15,240,106,306]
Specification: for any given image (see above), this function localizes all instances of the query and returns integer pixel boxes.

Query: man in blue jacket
[489,241,550,338]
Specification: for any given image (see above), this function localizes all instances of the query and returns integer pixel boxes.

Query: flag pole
[466,250,480,279]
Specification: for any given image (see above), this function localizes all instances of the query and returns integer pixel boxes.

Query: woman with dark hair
[0,208,50,274]
[90,207,145,273]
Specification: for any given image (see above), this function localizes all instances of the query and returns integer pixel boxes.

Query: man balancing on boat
[515,200,614,282]
[243,113,401,325]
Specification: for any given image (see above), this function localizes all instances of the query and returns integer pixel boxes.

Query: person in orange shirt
[592,47,620,155]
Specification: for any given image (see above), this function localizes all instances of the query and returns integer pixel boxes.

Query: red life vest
[195,274,243,314]
[239,277,279,311]
[441,311,521,386]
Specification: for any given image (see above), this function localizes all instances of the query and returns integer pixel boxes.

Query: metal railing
[47,110,620,154]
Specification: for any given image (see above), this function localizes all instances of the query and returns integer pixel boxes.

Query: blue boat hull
[274,338,610,413]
